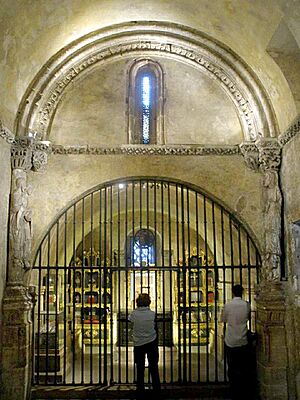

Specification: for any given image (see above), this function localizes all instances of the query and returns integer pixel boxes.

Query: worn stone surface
[0,0,297,132]
[0,140,11,392]
[28,153,263,256]
[51,56,242,146]
[281,130,300,399]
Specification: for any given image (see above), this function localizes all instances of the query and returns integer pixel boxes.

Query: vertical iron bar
[247,234,252,330]
[125,183,129,383]
[221,209,227,382]
[72,204,76,384]
[117,184,121,383]
[45,232,50,385]
[110,185,114,384]
[195,192,200,383]
[181,184,187,383]
[103,187,108,385]
[186,188,191,382]
[161,181,166,383]
[63,213,67,383]
[203,196,209,382]
[81,198,85,384]
[36,248,42,384]
[175,184,181,382]
[54,221,59,385]
[238,225,243,284]
[90,192,94,384]
[99,189,103,384]
[167,182,173,383]
[212,202,218,382]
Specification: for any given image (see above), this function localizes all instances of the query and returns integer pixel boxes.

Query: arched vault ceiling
[0,0,298,133]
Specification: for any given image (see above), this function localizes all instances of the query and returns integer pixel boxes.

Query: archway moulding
[15,21,278,143]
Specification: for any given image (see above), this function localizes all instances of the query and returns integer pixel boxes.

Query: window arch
[127,59,165,145]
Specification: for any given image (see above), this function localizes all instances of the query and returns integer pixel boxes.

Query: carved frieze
[51,144,240,156]
[0,120,15,144]
[279,115,300,146]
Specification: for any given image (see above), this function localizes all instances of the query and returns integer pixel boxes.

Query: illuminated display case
[177,250,216,347]
[72,250,112,346]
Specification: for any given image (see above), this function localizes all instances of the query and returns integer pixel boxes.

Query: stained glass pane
[141,75,151,144]
[133,229,155,266]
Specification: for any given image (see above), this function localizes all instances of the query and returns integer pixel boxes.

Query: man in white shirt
[221,284,252,400]
[129,293,161,397]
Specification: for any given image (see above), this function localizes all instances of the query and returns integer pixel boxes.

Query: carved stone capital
[11,137,51,172]
[239,141,259,170]
[255,137,281,171]
[11,138,33,171]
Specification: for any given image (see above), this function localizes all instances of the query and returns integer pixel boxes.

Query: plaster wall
[0,0,297,132]
[0,141,11,383]
[51,57,242,145]
[28,154,263,259]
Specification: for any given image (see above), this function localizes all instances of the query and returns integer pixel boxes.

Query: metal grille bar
[32,178,260,387]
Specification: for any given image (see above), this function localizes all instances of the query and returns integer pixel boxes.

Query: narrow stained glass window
[141,75,151,144]
[128,60,164,145]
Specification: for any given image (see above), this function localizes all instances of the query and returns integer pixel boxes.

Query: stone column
[2,138,48,400]
[255,138,289,400]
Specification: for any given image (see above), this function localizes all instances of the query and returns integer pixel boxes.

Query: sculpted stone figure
[10,176,33,271]
[262,170,282,281]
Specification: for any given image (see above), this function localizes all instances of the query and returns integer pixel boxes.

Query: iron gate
[32,178,259,386]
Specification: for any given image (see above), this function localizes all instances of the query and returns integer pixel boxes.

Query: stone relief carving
[51,144,240,156]
[239,142,259,170]
[0,120,15,144]
[257,137,281,171]
[10,174,33,273]
[255,138,283,282]
[279,115,300,146]
[32,150,48,171]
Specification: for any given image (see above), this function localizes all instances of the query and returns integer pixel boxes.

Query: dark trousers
[134,338,161,392]
[225,344,256,400]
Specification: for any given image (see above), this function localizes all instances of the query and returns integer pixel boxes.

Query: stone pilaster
[2,137,49,400]
[1,286,34,400]
[255,138,289,400]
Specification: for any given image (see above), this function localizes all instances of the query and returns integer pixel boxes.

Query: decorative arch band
[16,22,278,141]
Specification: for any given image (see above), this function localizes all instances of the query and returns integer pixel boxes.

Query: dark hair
[232,284,244,297]
[136,293,151,307]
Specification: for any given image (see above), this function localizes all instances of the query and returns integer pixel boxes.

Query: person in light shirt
[129,293,161,397]
[221,284,252,400]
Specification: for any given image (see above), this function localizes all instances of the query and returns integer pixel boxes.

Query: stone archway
[15,21,278,141]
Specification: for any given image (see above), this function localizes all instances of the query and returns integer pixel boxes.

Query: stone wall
[51,57,242,145]
[281,128,300,398]
[29,153,263,260]
[0,140,11,390]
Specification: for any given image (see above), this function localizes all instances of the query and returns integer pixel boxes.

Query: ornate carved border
[0,122,15,144]
[51,144,240,156]
[279,114,300,146]
[16,22,278,142]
